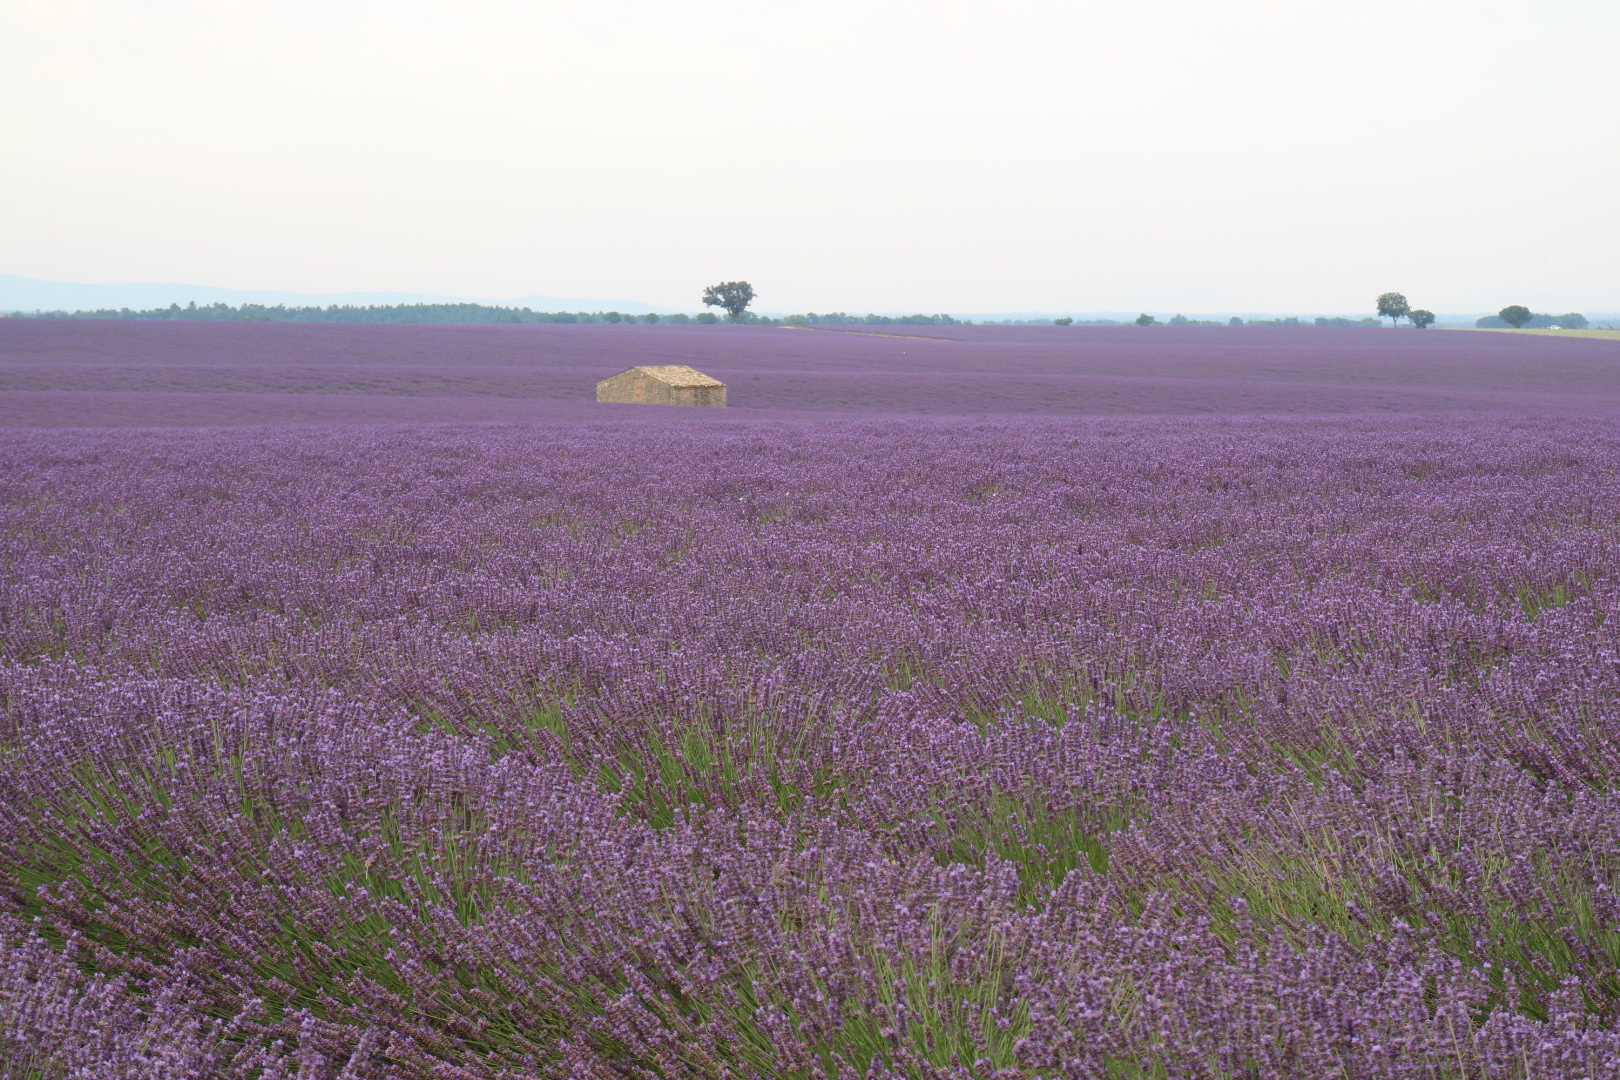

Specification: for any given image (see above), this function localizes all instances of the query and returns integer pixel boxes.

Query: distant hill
[0,273,666,315]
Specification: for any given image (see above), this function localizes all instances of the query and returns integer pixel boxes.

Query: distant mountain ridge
[0,273,667,315]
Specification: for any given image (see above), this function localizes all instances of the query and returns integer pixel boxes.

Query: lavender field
[4,324,1620,1077]
[6,320,1620,425]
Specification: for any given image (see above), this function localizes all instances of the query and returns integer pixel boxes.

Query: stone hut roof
[627,365,725,387]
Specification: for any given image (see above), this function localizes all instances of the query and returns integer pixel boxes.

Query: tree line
[14,282,1588,331]
[1125,314,1384,328]
[13,299,967,328]
[700,280,963,327]
[1377,293,1587,330]
[21,301,691,324]
[1474,307,1588,329]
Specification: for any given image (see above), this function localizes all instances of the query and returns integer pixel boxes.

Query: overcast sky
[4,0,1616,313]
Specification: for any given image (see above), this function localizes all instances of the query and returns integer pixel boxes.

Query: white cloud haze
[3,0,1616,313]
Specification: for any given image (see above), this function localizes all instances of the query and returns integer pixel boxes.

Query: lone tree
[1135,313,1158,326]
[702,281,756,323]
[1409,309,1436,329]
[1376,292,1410,327]
[1499,305,1533,329]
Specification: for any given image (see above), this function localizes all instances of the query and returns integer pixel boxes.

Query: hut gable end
[596,365,727,407]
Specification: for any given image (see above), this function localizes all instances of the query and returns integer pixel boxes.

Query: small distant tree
[1053,317,1073,326]
[1169,314,1190,326]
[1499,305,1532,328]
[602,311,623,324]
[701,281,756,323]
[694,311,720,324]
[1135,313,1158,326]
[1376,292,1410,327]
[1408,309,1436,329]
[1228,316,1244,326]
[641,313,659,324]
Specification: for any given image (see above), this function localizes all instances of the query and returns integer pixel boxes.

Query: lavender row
[3,412,1620,1077]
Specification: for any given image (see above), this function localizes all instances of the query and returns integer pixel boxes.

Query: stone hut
[595,365,727,407]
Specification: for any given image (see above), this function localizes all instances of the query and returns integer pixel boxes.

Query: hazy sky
[4,0,1616,313]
